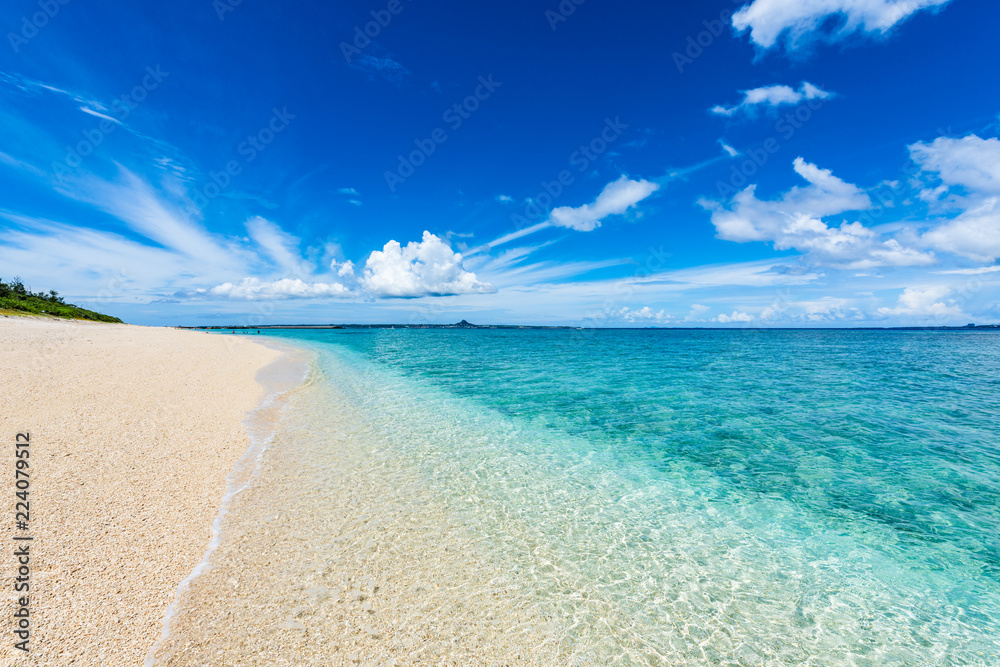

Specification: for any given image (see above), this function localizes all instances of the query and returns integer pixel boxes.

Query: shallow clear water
[244,328,1000,664]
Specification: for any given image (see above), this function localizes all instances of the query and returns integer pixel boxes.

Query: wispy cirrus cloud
[935,266,1000,276]
[188,277,353,300]
[732,0,953,51]
[0,150,46,177]
[1,122,495,303]
[336,187,363,206]
[711,82,832,117]
[187,230,496,302]
[79,106,124,125]
[0,71,108,116]
[0,212,198,293]
[638,258,823,289]
[165,224,498,301]
[58,166,243,270]
[349,54,411,85]
[719,141,740,157]
[245,216,313,278]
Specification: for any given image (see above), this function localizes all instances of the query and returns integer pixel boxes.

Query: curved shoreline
[0,318,299,666]
[144,340,313,666]
[146,338,569,666]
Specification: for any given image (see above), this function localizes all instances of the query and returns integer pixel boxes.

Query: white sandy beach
[0,316,559,666]
[0,316,283,666]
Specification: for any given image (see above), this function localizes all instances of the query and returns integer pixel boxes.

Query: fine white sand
[149,372,566,666]
[0,316,284,666]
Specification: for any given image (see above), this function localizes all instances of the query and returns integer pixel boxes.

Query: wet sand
[149,363,565,667]
[0,317,284,666]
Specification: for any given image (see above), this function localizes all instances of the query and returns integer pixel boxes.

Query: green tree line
[0,277,123,323]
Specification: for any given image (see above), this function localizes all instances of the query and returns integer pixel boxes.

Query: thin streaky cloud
[733,0,953,51]
[712,82,832,117]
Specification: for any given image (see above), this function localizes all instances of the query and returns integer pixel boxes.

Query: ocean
[169,328,1000,665]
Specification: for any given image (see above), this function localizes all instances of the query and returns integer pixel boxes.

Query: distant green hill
[0,277,123,323]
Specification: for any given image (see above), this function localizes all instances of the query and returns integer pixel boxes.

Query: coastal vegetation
[0,277,122,322]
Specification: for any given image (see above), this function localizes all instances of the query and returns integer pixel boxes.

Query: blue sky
[1,0,999,326]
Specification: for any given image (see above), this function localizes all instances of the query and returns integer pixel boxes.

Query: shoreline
[144,340,313,666]
[0,316,299,665]
[5,319,997,663]
[150,345,566,666]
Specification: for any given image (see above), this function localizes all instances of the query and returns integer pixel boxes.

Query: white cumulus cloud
[331,259,355,277]
[701,158,935,269]
[712,82,831,116]
[617,306,670,323]
[198,277,352,300]
[684,304,711,322]
[732,0,952,50]
[877,285,966,319]
[185,230,492,301]
[714,310,755,324]
[912,135,1000,261]
[911,135,1000,195]
[922,199,1000,263]
[361,231,495,298]
[548,176,659,232]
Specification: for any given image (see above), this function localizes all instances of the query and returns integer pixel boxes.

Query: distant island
[0,277,123,323]
[182,320,576,331]
[182,321,1000,331]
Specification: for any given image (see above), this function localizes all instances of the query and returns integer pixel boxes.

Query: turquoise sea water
[248,328,1000,664]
